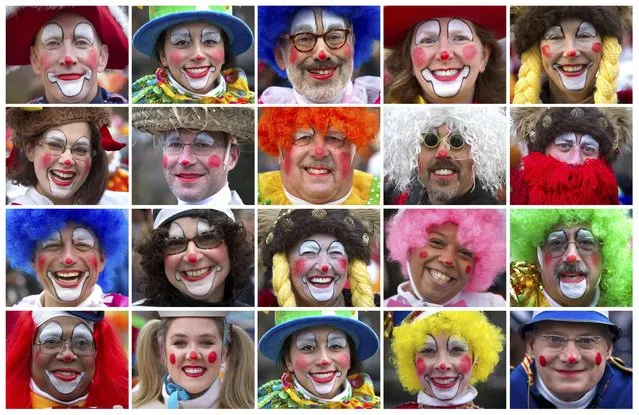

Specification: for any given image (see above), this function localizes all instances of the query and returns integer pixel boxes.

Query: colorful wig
[384,106,506,196]
[6,311,129,408]
[6,209,128,293]
[510,209,632,306]
[258,6,380,78]
[391,311,503,394]
[387,209,505,292]
[258,107,379,157]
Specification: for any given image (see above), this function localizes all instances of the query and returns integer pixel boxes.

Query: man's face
[32,316,96,402]
[30,11,108,103]
[287,233,349,306]
[279,127,355,204]
[544,132,600,166]
[540,18,602,102]
[416,125,474,204]
[411,18,490,103]
[32,222,105,306]
[537,225,602,306]
[275,8,355,103]
[162,129,239,202]
[526,321,612,402]
[159,22,225,93]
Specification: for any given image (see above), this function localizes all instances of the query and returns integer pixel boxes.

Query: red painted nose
[566,50,577,57]
[180,160,191,167]
[320,359,330,367]
[440,51,450,61]
[63,355,73,362]
[437,149,449,158]
[315,147,325,157]
[63,159,72,166]
[318,50,327,61]
[566,254,577,264]
[194,54,204,61]
[444,259,453,266]
[189,351,198,360]
[568,356,576,364]
[439,363,447,370]
[64,56,74,65]
[187,254,197,264]
[321,265,329,272]
[65,258,73,265]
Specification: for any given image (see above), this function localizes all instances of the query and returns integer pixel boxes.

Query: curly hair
[391,311,503,394]
[510,209,632,306]
[385,23,505,104]
[384,106,506,196]
[136,210,253,305]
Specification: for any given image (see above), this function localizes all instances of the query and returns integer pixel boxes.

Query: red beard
[511,153,619,205]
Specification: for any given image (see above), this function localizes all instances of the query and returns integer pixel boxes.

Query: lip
[427,268,456,286]
[429,376,460,389]
[553,63,590,77]
[49,170,77,186]
[307,275,336,288]
[306,66,337,81]
[50,368,81,382]
[48,270,87,288]
[56,73,84,81]
[429,68,463,82]
[559,273,586,283]
[176,173,204,183]
[183,66,211,79]
[179,266,212,282]
[556,369,585,377]
[309,371,337,383]
[430,168,458,181]
[303,166,333,177]
[182,365,207,378]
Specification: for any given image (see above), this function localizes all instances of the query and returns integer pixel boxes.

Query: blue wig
[258,6,380,78]
[6,209,128,294]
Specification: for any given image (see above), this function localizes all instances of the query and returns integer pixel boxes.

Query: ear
[285,353,294,373]
[97,44,109,72]
[227,144,240,171]
[30,46,42,75]
[479,44,491,73]
[274,45,288,71]
[159,47,169,67]
[98,253,106,273]
[603,338,613,360]
[524,332,536,357]
[25,142,37,162]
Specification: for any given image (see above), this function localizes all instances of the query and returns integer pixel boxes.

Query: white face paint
[549,23,597,92]
[559,278,588,299]
[296,331,345,395]
[448,18,473,42]
[39,321,63,342]
[42,226,90,303]
[290,8,317,33]
[41,23,63,46]
[43,134,91,199]
[42,230,62,249]
[74,23,95,45]
[299,240,345,302]
[321,9,348,31]
[47,70,92,97]
[41,322,88,395]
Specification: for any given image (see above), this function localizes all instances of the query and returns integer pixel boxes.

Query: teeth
[55,371,77,377]
[56,271,81,278]
[310,277,333,284]
[433,377,457,385]
[51,171,76,180]
[430,270,452,283]
[184,268,209,278]
[307,168,330,174]
[561,65,584,72]
[433,69,460,77]
[309,69,333,75]
[186,67,209,74]
[312,372,335,379]
[184,367,205,374]
[435,169,454,175]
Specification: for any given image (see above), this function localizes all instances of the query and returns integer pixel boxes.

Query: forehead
[169,215,212,230]
[292,325,348,340]
[41,11,96,33]
[169,21,222,32]
[533,320,608,336]
[290,8,348,32]
[428,222,459,238]
[43,122,92,139]
[548,223,591,233]
[35,316,91,336]
[297,233,341,245]
[415,17,477,34]
[556,17,594,29]
[167,317,221,337]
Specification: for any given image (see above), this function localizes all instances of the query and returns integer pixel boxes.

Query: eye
[450,34,471,42]
[325,134,345,147]
[546,335,564,344]
[417,36,438,45]
[458,249,473,260]
[44,39,62,48]
[75,38,92,48]
[71,146,92,157]
[44,140,65,151]
[41,338,61,348]
[173,340,187,347]
[428,238,445,249]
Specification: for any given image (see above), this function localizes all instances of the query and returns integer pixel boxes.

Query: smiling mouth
[555,63,589,77]
[428,269,455,285]
[307,66,337,80]
[559,272,587,283]
[307,275,337,288]
[556,369,585,377]
[179,267,212,282]
[183,366,207,377]
[48,270,88,288]
[309,371,338,383]
[176,173,204,182]
[303,166,333,176]
[430,68,463,82]
[183,66,212,79]
[49,170,77,186]
[429,376,460,389]
[430,168,458,180]
[50,368,82,382]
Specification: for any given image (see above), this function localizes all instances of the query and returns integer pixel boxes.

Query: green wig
[510,209,632,306]
[391,311,503,394]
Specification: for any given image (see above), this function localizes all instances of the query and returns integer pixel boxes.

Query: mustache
[554,261,590,277]
[301,157,336,170]
[301,57,345,70]
[429,159,460,172]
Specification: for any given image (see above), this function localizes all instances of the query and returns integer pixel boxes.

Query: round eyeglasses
[162,131,228,156]
[286,29,351,52]
[34,338,96,356]
[39,140,95,160]
[540,228,602,258]
[422,132,466,151]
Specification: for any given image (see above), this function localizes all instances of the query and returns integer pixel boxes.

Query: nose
[184,242,200,263]
[564,148,585,166]
[61,244,77,266]
[57,343,77,362]
[438,246,456,267]
[188,350,199,361]
[561,341,581,365]
[563,242,581,263]
[58,147,75,166]
[192,42,205,61]
[313,38,331,61]
[437,37,451,61]
[563,38,580,58]
[437,360,449,371]
[178,145,196,167]
[59,42,77,65]
[315,252,332,273]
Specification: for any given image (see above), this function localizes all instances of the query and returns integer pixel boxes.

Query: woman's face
[286,326,351,399]
[159,21,226,93]
[415,332,473,401]
[26,122,93,204]
[32,222,105,306]
[163,216,231,302]
[165,318,225,396]
[540,18,602,102]
[408,223,475,304]
[287,234,349,306]
[411,17,490,103]
[31,316,96,402]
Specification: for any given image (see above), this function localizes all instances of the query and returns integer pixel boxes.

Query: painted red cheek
[207,155,222,168]
[461,44,478,61]
[293,259,307,276]
[89,255,98,271]
[592,42,602,53]
[211,48,225,63]
[539,355,547,367]
[335,354,351,368]
[289,48,298,65]
[411,48,428,68]
[168,51,186,67]
[419,251,428,259]
[282,150,292,175]
[459,354,472,374]
[162,155,169,169]
[86,49,99,68]
[84,159,91,171]
[294,356,311,369]
[595,352,602,366]
[338,151,352,179]
[39,53,53,69]
[189,351,198,360]
[338,258,348,271]
[415,357,427,376]
[208,351,217,364]
[37,255,47,274]
[543,252,552,266]
[465,265,472,274]
[541,45,552,58]
[592,252,600,265]
[42,154,53,167]
[169,353,176,365]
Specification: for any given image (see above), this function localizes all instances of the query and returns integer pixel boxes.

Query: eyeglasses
[539,334,605,351]
[160,231,223,255]
[286,29,351,52]
[540,228,602,258]
[39,140,95,160]
[34,338,96,356]
[162,131,228,156]
[422,131,467,151]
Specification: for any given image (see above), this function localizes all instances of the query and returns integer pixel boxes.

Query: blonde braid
[348,259,375,307]
[513,47,543,104]
[594,36,621,104]
[272,252,296,307]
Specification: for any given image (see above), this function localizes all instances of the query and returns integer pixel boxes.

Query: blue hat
[259,310,379,362]
[519,311,621,342]
[258,6,380,78]
[133,6,253,57]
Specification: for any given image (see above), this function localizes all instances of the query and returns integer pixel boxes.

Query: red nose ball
[65,258,73,265]
[566,255,577,263]
[188,254,197,264]
[440,51,450,61]
[437,149,449,158]
[64,355,73,362]
[180,160,190,167]
[568,356,576,364]
[321,265,329,273]
[64,56,74,65]
[63,159,72,166]
[566,50,577,57]
[189,351,198,360]
[318,50,327,61]
[439,363,447,370]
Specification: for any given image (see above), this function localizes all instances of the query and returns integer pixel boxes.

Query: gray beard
[424,181,460,205]
[286,59,353,103]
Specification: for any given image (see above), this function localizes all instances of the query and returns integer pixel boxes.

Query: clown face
[275,8,355,103]
[408,223,474,304]
[411,18,490,103]
[280,127,355,204]
[538,225,602,306]
[540,19,602,103]
[287,234,349,306]
[162,129,239,203]
[286,327,351,398]
[165,317,225,395]
[159,22,226,93]
[31,316,96,402]
[163,216,231,302]
[415,332,473,401]
[526,321,611,402]
[544,132,600,166]
[29,11,108,103]
[26,122,93,204]
[416,125,474,204]
[32,223,105,306]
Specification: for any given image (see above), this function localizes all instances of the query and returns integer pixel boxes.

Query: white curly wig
[384,107,507,196]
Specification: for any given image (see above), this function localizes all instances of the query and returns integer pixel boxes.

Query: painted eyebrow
[543,25,564,39]
[576,21,597,36]
[42,230,62,247]
[327,332,348,345]
[197,218,214,234]
[168,222,186,238]
[447,18,473,41]
[422,334,438,350]
[40,23,64,44]
[39,321,63,341]
[72,323,93,341]
[170,27,191,42]
[73,22,95,44]
[447,335,469,351]
[296,331,317,347]
[72,227,96,247]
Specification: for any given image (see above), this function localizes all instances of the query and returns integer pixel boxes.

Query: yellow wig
[391,311,504,394]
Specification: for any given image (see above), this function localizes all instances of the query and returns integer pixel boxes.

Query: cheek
[591,252,600,266]
[293,355,313,371]
[415,357,427,376]
[207,351,217,364]
[419,250,428,259]
[335,353,351,369]
[34,350,50,367]
[288,48,299,65]
[168,50,187,67]
[539,355,547,367]
[411,47,429,69]
[36,254,48,274]
[461,44,478,62]
[88,254,99,272]
[338,151,352,179]
[83,159,91,172]
[210,48,225,63]
[207,155,222,168]
[465,264,472,274]
[84,49,99,69]
[541,45,552,58]
[595,352,602,366]
[282,150,293,175]
[41,153,53,168]
[543,253,553,268]
[591,42,602,54]
[335,257,348,273]
[169,353,176,365]
[293,258,309,277]
[458,354,472,374]
[340,42,353,58]
[162,155,169,169]
[164,254,181,272]
[38,51,56,70]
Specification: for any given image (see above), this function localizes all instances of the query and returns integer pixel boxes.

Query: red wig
[258,107,379,156]
[6,312,129,409]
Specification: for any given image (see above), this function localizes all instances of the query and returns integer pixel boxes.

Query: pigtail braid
[594,36,621,104]
[513,47,543,104]
[348,259,375,307]
[272,252,296,307]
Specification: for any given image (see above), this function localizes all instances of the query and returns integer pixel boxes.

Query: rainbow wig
[510,209,632,306]
[258,107,379,156]
[258,6,380,78]
[387,209,505,292]
[6,209,128,293]
[384,106,506,196]
[391,311,503,394]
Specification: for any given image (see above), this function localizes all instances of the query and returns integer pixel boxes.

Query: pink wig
[387,209,506,292]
